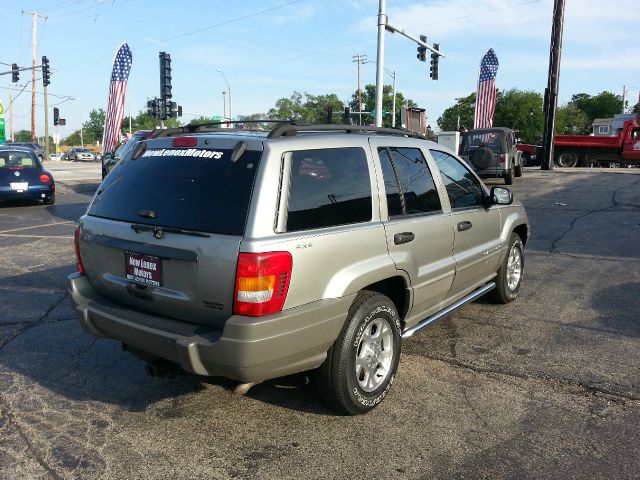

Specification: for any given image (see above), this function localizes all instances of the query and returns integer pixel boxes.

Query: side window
[286,147,372,232]
[378,147,441,217]
[431,150,485,209]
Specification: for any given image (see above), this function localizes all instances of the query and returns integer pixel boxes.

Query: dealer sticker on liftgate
[125,251,162,287]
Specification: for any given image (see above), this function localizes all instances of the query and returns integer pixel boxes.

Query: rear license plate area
[125,251,162,287]
[10,182,29,191]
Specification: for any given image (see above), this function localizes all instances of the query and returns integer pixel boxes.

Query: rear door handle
[394,232,415,245]
[457,221,473,232]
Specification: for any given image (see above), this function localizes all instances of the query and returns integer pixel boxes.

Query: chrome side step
[401,282,496,339]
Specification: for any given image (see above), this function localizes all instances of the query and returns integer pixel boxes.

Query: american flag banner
[102,43,132,155]
[473,49,499,129]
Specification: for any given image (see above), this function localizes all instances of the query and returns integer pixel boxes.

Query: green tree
[267,91,345,124]
[349,84,417,128]
[14,130,33,142]
[555,103,590,134]
[438,89,544,143]
[437,93,476,132]
[571,91,623,123]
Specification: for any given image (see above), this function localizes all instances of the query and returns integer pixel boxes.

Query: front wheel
[316,291,402,415]
[491,233,524,304]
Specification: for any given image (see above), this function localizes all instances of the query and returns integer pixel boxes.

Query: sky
[2,0,639,143]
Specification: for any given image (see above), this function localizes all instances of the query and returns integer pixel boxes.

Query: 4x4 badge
[296,243,313,249]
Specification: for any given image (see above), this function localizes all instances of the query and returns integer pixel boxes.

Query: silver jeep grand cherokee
[68,122,530,415]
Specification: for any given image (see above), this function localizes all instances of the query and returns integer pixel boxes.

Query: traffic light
[11,63,19,83]
[53,107,59,126]
[42,56,51,86]
[430,43,440,80]
[326,105,333,124]
[343,106,351,124]
[417,35,427,62]
[169,101,178,118]
[159,51,172,102]
[177,105,183,117]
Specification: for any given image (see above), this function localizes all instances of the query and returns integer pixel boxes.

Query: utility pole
[23,11,47,143]
[540,0,566,171]
[44,83,49,159]
[622,85,627,114]
[391,70,397,128]
[8,84,14,142]
[352,54,367,125]
[217,69,231,121]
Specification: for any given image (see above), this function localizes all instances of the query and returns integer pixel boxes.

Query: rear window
[88,147,262,235]
[461,132,504,153]
[0,151,37,168]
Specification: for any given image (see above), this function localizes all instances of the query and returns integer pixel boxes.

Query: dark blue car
[0,146,55,205]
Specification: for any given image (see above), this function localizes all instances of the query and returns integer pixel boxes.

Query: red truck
[554,119,640,168]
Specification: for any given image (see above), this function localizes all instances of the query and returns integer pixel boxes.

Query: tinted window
[378,147,441,217]
[461,131,504,154]
[286,147,371,231]
[430,150,485,209]
[0,151,37,168]
[88,147,261,235]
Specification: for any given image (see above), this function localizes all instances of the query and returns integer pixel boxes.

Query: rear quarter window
[88,147,262,235]
[285,147,372,232]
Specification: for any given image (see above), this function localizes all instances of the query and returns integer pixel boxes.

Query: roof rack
[148,120,427,141]
[150,120,301,139]
[267,124,426,139]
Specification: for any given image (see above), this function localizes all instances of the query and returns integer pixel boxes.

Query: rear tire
[556,151,578,168]
[43,192,55,205]
[491,233,524,304]
[504,166,514,185]
[514,165,523,177]
[316,291,401,415]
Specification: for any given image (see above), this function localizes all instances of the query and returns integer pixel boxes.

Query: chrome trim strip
[401,281,496,339]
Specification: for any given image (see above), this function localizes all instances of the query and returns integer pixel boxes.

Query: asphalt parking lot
[1,162,639,479]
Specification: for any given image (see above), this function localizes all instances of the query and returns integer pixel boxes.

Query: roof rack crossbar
[150,120,303,138]
[267,124,426,139]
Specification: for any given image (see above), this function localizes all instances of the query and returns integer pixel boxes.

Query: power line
[56,0,308,72]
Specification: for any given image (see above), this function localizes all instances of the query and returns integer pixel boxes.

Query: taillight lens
[233,252,292,317]
[39,174,51,183]
[74,226,85,273]
[499,154,506,163]
[172,137,197,147]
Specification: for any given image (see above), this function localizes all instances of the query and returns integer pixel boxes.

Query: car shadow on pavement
[44,203,87,222]
[67,182,100,195]
[0,264,333,415]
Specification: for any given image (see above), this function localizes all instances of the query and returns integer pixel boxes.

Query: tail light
[39,174,51,183]
[499,154,506,163]
[172,137,197,147]
[74,226,85,273]
[233,252,292,317]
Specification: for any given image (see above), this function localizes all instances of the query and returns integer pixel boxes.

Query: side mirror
[491,186,513,205]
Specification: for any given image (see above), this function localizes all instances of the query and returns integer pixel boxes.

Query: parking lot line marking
[0,234,74,239]
[0,220,75,235]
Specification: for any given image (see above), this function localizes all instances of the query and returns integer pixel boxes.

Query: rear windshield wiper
[130,223,210,238]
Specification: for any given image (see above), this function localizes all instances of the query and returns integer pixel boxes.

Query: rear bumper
[67,272,353,383]
[0,185,54,200]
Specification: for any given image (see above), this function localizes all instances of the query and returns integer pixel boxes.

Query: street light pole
[374,0,387,128]
[217,69,231,120]
[222,91,227,119]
